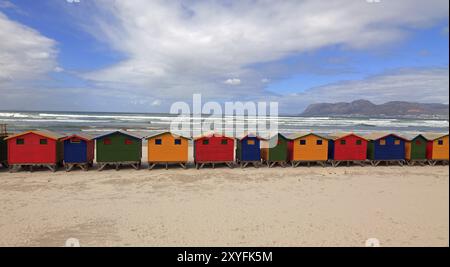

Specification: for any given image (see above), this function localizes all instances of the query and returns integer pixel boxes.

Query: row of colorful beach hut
[0,130,448,172]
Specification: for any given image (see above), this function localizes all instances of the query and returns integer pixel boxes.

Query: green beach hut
[94,130,143,171]
[405,134,428,165]
[260,133,289,167]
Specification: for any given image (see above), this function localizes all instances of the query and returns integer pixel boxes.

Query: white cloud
[0,1,15,9]
[0,12,57,83]
[151,99,162,106]
[76,0,448,103]
[224,78,241,86]
[0,1,448,113]
[53,66,64,73]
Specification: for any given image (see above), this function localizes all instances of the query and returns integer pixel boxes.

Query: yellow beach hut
[288,133,329,167]
[146,132,190,169]
[423,133,449,165]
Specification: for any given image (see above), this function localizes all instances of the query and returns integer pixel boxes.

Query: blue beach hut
[62,134,95,171]
[365,133,407,166]
[236,134,264,168]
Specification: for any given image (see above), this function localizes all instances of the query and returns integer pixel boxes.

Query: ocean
[0,110,448,137]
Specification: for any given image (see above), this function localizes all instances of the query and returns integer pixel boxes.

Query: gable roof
[61,133,94,142]
[145,131,190,140]
[236,132,267,141]
[327,132,367,141]
[364,132,408,141]
[401,133,428,142]
[262,133,289,141]
[193,132,234,141]
[288,132,328,140]
[93,130,143,140]
[421,133,449,141]
[4,130,65,141]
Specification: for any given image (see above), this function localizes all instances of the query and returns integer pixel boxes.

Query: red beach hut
[194,133,235,169]
[328,133,368,167]
[5,130,65,172]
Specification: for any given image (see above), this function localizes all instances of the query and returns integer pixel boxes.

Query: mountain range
[301,100,449,118]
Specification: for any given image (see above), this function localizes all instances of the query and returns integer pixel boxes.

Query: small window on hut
[356,140,362,145]
[394,139,401,145]
[70,138,81,144]
[40,139,48,145]
[174,139,182,145]
[316,140,323,145]
[379,139,386,146]
[340,140,346,145]
[221,139,228,145]
[438,139,444,145]
[154,139,162,145]
[247,139,255,145]
[202,140,209,145]
[300,140,306,145]
[415,140,422,145]
[103,138,112,145]
[125,139,133,145]
[16,138,24,145]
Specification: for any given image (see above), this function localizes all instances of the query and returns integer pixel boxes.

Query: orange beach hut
[146,132,190,169]
[423,133,449,165]
[288,133,329,167]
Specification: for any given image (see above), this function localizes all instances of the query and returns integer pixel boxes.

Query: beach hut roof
[61,133,95,142]
[326,132,367,141]
[145,131,190,140]
[288,132,328,140]
[364,132,408,141]
[4,130,65,141]
[93,130,143,140]
[259,133,289,141]
[400,133,428,141]
[422,133,449,141]
[236,132,267,141]
[193,132,233,141]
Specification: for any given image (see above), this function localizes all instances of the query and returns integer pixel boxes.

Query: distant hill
[301,100,449,118]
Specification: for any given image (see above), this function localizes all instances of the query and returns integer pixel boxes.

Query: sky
[0,0,449,114]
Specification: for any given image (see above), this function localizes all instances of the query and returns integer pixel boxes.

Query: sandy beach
[0,146,448,247]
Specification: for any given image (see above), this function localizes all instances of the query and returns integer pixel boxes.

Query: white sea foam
[38,113,176,121]
[0,112,33,118]
[1,111,448,133]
